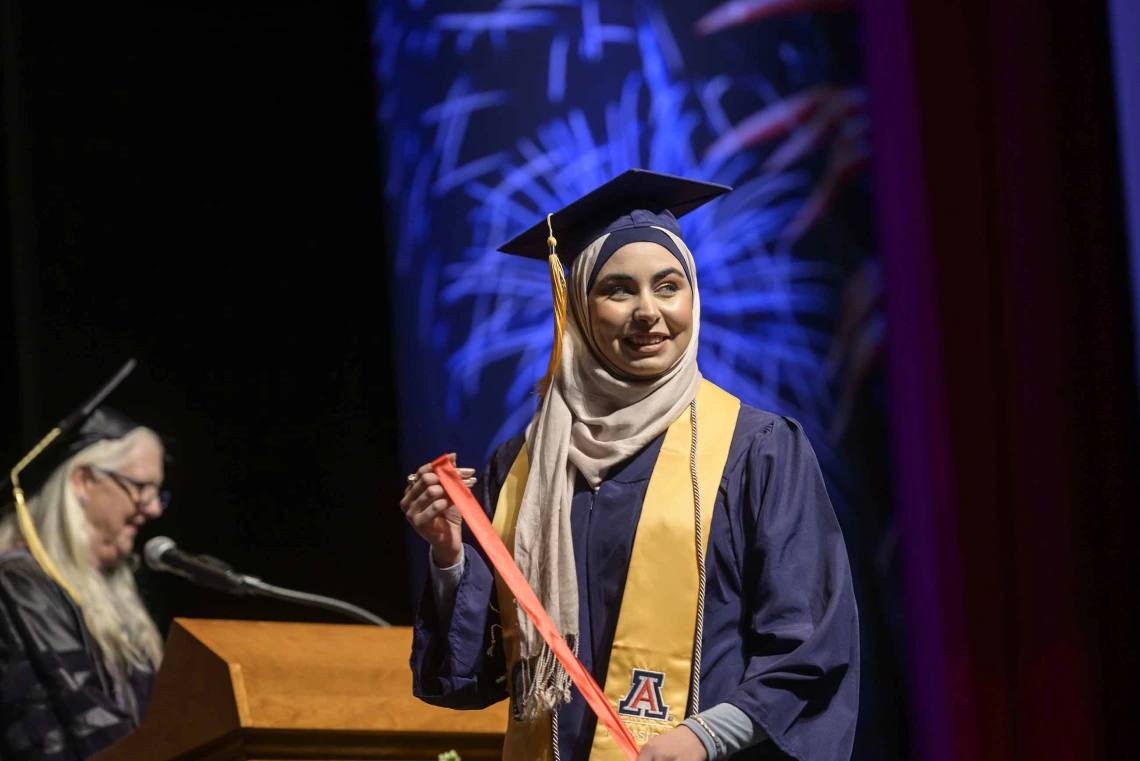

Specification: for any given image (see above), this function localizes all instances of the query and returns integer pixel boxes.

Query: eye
[607,285,632,297]
[656,282,679,295]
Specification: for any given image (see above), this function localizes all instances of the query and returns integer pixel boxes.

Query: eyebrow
[652,267,685,281]
[593,267,686,290]
[593,273,636,289]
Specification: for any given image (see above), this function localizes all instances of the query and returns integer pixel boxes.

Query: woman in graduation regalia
[402,170,859,761]
[0,407,168,760]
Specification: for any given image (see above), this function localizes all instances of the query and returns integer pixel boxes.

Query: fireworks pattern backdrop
[370,1,907,755]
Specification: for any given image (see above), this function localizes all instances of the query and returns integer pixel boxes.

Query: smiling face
[587,240,694,379]
[71,434,165,569]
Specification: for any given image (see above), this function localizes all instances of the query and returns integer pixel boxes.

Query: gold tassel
[537,213,567,399]
[10,428,82,603]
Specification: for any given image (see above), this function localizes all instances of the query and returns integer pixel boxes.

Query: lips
[622,334,670,354]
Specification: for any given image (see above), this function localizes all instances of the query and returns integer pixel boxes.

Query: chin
[621,358,678,379]
[114,538,136,560]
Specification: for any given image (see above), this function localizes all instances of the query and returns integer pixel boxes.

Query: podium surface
[93,618,506,761]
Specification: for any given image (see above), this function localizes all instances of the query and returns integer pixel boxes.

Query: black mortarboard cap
[6,407,144,498]
[2,360,140,498]
[496,168,731,265]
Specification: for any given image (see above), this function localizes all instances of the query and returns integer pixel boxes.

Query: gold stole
[491,379,740,760]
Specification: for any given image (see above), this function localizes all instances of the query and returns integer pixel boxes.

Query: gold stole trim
[492,379,740,760]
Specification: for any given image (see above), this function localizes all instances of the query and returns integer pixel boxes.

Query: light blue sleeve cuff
[681,702,768,760]
[428,547,466,624]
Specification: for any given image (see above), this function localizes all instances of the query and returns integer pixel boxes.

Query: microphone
[143,536,390,626]
[144,536,256,594]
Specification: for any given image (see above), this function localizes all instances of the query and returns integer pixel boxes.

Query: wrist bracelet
[691,714,723,758]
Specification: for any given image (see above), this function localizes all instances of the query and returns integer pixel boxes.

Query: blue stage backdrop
[370,1,906,756]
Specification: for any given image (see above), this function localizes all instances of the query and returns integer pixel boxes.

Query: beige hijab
[513,227,702,718]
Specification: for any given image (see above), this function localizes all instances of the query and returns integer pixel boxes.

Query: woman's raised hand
[399,453,476,568]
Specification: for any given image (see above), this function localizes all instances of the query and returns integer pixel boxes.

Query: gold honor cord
[9,427,82,603]
[538,212,568,400]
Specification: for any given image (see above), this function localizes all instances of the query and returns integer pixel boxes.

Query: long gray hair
[0,428,164,676]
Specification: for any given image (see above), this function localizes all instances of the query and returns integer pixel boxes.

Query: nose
[140,498,163,520]
[632,290,660,323]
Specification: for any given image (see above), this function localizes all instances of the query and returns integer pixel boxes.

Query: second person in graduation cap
[400,169,859,761]
[1,405,169,760]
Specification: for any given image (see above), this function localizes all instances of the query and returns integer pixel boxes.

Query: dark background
[1,1,412,629]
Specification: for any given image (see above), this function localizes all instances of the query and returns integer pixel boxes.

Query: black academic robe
[410,405,859,760]
[0,549,154,761]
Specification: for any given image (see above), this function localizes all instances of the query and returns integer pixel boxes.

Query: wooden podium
[92,619,506,761]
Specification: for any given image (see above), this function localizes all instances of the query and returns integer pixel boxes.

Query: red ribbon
[431,456,639,760]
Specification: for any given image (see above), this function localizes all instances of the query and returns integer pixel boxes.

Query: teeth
[628,336,665,345]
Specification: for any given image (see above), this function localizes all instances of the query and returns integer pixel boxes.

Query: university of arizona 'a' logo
[617,669,670,721]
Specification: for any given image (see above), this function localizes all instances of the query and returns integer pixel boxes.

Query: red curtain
[862,1,1140,759]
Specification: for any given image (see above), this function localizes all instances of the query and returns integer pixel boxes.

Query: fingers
[401,462,477,504]
[412,498,452,529]
[401,476,477,519]
[399,475,429,512]
[405,458,476,485]
[402,461,438,500]
[399,459,478,535]
[412,499,465,529]
[402,481,444,515]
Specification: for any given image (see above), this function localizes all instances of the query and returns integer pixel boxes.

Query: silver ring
[406,472,420,486]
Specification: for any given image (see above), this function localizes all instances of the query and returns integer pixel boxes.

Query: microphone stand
[172,553,392,627]
[241,578,391,627]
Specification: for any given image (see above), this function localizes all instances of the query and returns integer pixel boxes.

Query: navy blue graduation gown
[410,406,858,760]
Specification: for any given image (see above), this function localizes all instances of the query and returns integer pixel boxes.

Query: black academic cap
[496,169,731,265]
[2,360,140,498]
[21,407,144,493]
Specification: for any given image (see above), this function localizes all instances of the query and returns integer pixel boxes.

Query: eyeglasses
[95,468,172,513]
